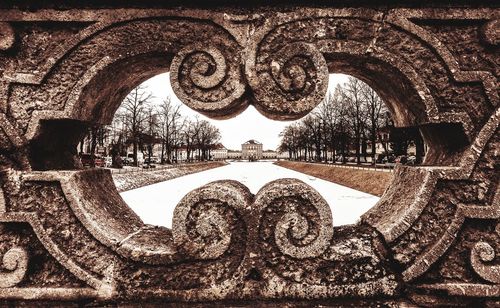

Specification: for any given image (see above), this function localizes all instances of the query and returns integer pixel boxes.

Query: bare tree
[278,77,401,165]
[199,120,221,160]
[334,85,352,162]
[361,83,387,164]
[118,85,153,166]
[78,123,108,167]
[182,117,201,162]
[144,105,160,163]
[302,113,323,161]
[172,117,186,163]
[279,124,301,160]
[103,87,225,167]
[342,77,367,164]
[159,97,182,164]
[318,91,343,162]
[108,111,128,168]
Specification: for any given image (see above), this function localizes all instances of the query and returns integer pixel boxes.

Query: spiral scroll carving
[481,19,499,46]
[172,180,252,260]
[170,44,246,119]
[470,241,500,283]
[0,247,28,288]
[255,179,333,259]
[248,41,329,120]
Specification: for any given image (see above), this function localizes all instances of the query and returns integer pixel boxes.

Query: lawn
[275,161,392,197]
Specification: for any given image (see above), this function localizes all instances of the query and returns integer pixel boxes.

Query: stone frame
[0,4,498,305]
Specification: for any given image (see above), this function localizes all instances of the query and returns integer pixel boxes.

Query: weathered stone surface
[0,247,28,288]
[173,180,252,260]
[481,19,500,46]
[0,3,497,305]
[0,222,87,289]
[0,22,15,51]
[170,43,247,119]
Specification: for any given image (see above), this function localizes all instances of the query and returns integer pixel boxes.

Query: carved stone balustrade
[0,2,498,306]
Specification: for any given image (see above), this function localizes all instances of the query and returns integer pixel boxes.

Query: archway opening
[24,48,471,264]
[73,72,431,228]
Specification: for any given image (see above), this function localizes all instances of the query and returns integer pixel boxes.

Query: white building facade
[211,143,228,161]
[241,140,263,160]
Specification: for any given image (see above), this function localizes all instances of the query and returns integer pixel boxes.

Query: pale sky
[140,73,350,150]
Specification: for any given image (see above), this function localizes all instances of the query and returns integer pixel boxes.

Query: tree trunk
[90,129,98,168]
[133,137,138,167]
[355,135,361,164]
[371,128,377,164]
[415,131,425,164]
[161,141,165,164]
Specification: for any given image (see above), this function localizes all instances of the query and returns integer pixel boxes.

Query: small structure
[227,150,242,159]
[262,150,277,159]
[241,139,263,161]
[210,143,228,161]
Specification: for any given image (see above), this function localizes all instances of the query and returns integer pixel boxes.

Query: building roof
[210,143,227,150]
[242,139,262,145]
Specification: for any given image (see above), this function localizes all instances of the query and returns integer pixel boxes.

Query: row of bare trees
[80,86,221,167]
[278,77,425,164]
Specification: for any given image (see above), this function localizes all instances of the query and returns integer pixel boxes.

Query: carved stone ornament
[0,3,498,306]
[481,19,499,46]
[0,247,28,288]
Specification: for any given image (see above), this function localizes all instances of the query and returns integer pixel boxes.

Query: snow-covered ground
[120,161,379,228]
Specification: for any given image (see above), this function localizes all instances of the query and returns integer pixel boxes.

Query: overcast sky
[140,73,350,150]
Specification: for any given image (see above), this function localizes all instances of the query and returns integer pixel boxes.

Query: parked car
[104,156,112,168]
[95,155,105,167]
[407,155,417,165]
[128,152,144,165]
[143,157,154,164]
[79,153,92,167]
[150,156,160,164]
[142,163,156,169]
[142,158,157,169]
[79,153,105,168]
[395,155,408,164]
[375,154,386,164]
[335,155,348,163]
[384,155,396,163]
[120,156,126,164]
[383,154,396,167]
[125,158,134,165]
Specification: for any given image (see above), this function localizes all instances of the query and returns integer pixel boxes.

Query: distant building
[175,145,188,162]
[277,151,289,159]
[262,150,277,159]
[211,143,228,161]
[227,150,242,159]
[242,139,263,160]
[376,125,427,157]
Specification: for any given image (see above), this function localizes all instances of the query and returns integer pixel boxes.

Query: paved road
[120,161,379,228]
